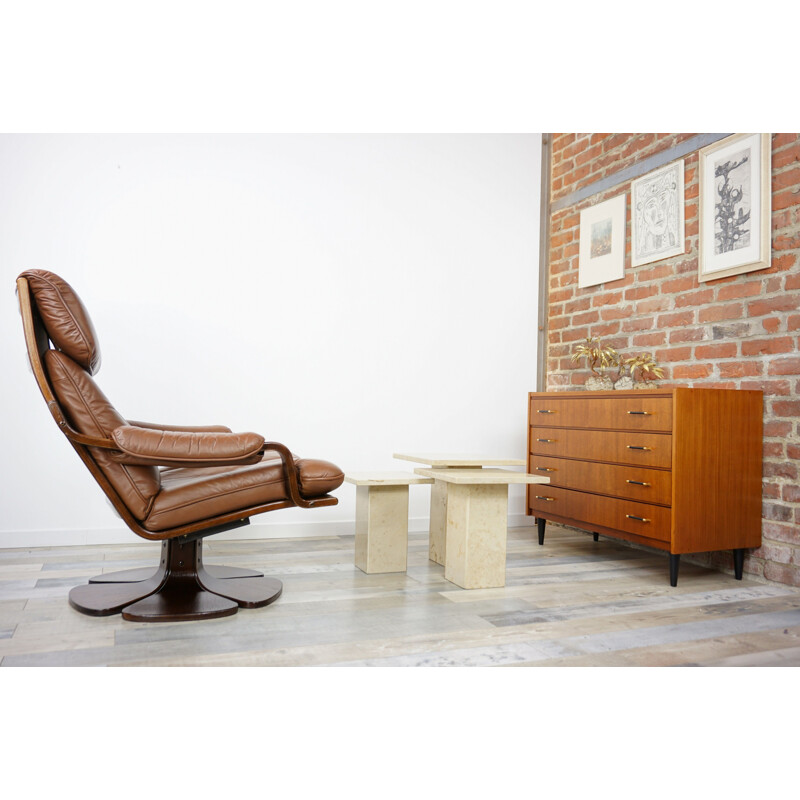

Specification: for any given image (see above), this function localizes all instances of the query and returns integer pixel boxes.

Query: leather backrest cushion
[20,270,101,375]
[45,349,160,519]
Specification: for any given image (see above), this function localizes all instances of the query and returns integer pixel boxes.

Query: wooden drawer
[528,485,671,543]
[530,427,672,469]
[528,455,671,506]
[530,395,672,432]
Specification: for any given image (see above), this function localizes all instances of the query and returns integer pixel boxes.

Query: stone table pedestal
[344,472,433,574]
[412,467,550,589]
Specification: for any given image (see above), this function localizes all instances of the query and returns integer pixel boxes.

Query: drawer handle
[535,496,556,502]
[536,467,556,472]
[537,438,556,443]
[626,480,651,486]
[627,411,651,415]
[626,445,652,451]
[626,514,650,523]
[537,409,556,414]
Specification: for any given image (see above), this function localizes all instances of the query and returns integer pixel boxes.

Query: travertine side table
[411,466,550,589]
[393,453,528,567]
[344,472,434,574]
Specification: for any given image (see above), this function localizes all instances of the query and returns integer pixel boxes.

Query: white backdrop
[0,133,541,546]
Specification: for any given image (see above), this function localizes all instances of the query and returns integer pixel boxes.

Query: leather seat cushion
[145,452,344,531]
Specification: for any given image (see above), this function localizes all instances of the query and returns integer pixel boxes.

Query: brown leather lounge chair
[16,269,344,622]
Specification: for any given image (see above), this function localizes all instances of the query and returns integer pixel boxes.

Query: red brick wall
[545,132,800,585]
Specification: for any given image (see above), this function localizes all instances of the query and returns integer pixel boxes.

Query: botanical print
[590,218,612,258]
[631,161,684,267]
[714,147,751,254]
[698,133,771,282]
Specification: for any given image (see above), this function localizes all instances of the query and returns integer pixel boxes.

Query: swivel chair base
[69,537,283,622]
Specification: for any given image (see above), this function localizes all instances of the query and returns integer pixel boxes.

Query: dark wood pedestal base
[69,537,282,622]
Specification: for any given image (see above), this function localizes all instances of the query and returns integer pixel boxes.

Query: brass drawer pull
[536,467,556,472]
[626,479,651,486]
[537,438,556,443]
[627,411,651,415]
[626,514,650,523]
[537,409,556,414]
[535,496,556,502]
[627,445,652,451]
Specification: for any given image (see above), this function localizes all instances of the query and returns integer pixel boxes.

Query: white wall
[0,134,541,547]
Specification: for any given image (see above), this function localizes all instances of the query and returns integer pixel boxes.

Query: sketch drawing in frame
[578,194,626,289]
[698,133,771,282]
[631,160,685,267]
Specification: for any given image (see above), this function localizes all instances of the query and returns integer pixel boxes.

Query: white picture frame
[698,133,772,282]
[578,194,626,289]
[631,160,685,267]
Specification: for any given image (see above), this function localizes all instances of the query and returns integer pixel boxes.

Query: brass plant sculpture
[624,352,665,384]
[570,337,619,377]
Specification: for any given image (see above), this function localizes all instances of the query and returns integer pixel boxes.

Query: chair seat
[145,451,343,531]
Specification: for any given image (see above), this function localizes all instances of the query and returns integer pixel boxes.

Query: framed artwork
[578,194,626,289]
[698,132,772,282]
[631,160,685,267]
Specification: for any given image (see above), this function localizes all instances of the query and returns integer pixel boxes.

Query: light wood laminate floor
[2,524,800,667]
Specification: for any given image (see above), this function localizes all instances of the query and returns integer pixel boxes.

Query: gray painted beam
[550,133,733,212]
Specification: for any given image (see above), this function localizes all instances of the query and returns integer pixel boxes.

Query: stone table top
[344,471,435,486]
[393,452,527,467]
[413,467,550,485]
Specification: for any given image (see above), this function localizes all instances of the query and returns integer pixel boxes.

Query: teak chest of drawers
[527,388,763,585]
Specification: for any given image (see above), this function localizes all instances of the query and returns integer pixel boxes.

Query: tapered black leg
[733,549,745,580]
[537,518,546,546]
[669,553,680,587]
[593,533,599,542]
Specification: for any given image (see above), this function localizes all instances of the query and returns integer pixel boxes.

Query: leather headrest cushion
[19,269,101,375]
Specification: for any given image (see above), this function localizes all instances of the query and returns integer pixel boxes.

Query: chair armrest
[109,425,265,468]
[260,441,332,509]
[126,420,233,433]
